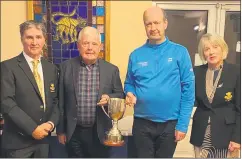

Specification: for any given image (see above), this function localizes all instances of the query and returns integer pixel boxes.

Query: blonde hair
[198,33,228,62]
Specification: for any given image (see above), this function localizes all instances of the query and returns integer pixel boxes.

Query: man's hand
[228,141,241,152]
[125,92,137,107]
[32,126,48,140]
[97,94,110,106]
[58,133,67,145]
[39,122,53,132]
[175,130,186,142]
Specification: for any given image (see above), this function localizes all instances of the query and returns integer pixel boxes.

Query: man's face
[21,26,45,58]
[144,9,168,43]
[78,32,101,65]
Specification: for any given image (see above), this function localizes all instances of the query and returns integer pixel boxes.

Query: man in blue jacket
[124,7,195,158]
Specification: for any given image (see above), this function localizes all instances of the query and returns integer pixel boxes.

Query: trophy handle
[101,106,110,118]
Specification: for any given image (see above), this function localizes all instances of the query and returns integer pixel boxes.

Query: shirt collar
[23,51,42,63]
[146,36,169,48]
[80,56,99,67]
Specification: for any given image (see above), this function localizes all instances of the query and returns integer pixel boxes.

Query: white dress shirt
[23,52,45,106]
[23,52,55,131]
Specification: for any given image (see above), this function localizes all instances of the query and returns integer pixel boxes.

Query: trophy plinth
[102,98,126,147]
[103,120,125,146]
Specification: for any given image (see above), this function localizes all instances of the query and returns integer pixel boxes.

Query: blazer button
[40,118,42,121]
[40,105,44,109]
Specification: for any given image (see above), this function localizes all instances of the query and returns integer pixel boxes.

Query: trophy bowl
[102,98,126,147]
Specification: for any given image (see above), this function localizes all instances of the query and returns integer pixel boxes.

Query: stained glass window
[28,0,109,64]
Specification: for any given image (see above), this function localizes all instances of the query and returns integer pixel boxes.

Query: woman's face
[203,41,224,68]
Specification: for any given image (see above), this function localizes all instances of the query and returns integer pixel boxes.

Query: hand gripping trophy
[102,98,126,146]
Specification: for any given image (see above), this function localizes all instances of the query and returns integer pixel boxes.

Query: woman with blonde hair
[190,33,240,158]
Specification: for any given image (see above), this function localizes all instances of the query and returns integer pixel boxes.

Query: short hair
[19,20,46,38]
[198,33,229,62]
[77,26,101,43]
[161,8,168,21]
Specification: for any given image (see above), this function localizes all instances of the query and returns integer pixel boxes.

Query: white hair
[77,26,101,43]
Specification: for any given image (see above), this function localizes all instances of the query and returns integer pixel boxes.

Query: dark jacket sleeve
[231,65,241,143]
[1,62,38,136]
[56,63,65,134]
[108,66,125,99]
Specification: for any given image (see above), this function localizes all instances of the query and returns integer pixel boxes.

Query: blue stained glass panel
[51,1,59,5]
[71,50,79,57]
[101,34,105,43]
[33,0,108,64]
[59,1,67,5]
[34,14,42,22]
[60,6,68,13]
[51,6,59,12]
[96,7,104,16]
[79,1,87,5]
[62,51,71,58]
[61,44,70,51]
[69,6,78,19]
[92,7,96,16]
[52,41,61,50]
[70,2,78,5]
[69,43,77,50]
[53,50,61,58]
[78,6,87,18]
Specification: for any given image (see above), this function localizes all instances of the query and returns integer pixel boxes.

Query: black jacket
[190,61,241,148]
[1,53,59,149]
[56,57,124,144]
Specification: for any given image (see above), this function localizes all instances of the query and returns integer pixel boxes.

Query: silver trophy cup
[102,98,126,146]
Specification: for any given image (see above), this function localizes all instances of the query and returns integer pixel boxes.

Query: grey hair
[161,8,168,21]
[19,20,46,38]
[77,26,101,43]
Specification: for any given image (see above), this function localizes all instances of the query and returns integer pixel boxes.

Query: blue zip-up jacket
[124,38,195,133]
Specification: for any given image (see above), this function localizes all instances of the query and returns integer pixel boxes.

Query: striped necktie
[31,60,45,111]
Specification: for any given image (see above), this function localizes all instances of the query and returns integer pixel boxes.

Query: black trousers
[66,124,110,158]
[4,144,49,158]
[131,117,178,158]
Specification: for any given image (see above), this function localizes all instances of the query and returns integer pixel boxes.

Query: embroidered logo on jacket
[224,92,232,101]
[138,62,148,67]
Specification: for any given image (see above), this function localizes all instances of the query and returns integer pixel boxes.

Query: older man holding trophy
[57,26,124,158]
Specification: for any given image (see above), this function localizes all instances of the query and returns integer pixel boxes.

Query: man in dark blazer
[1,20,59,158]
[56,26,124,158]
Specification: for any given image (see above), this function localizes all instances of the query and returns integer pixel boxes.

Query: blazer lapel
[17,53,42,100]
[41,58,50,105]
[199,64,212,108]
[72,57,81,103]
[212,61,228,105]
[98,59,105,100]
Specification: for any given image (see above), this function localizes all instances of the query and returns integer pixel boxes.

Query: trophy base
[103,140,125,147]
